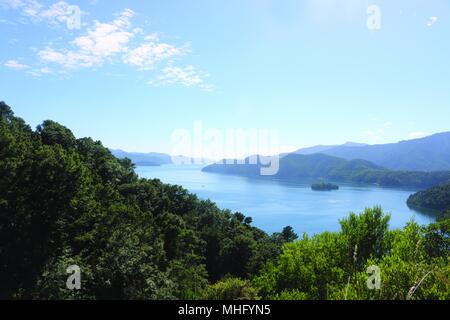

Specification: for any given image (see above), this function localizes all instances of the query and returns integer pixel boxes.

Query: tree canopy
[0,102,286,299]
[1,101,449,300]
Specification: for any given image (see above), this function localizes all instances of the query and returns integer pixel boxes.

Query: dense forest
[203,153,450,188]
[1,102,449,300]
[0,102,293,299]
[408,183,450,213]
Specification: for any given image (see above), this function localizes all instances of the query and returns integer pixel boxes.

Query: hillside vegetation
[408,183,450,213]
[0,102,292,299]
[1,101,449,300]
[203,154,450,188]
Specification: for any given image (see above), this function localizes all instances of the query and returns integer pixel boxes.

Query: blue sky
[1,0,449,156]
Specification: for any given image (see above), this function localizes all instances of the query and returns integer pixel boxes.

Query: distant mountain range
[293,142,368,155]
[110,149,172,166]
[292,132,450,172]
[110,149,213,166]
[113,131,450,176]
[203,153,450,189]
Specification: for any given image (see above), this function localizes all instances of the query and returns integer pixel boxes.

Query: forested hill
[407,182,450,212]
[0,102,294,299]
[203,153,450,189]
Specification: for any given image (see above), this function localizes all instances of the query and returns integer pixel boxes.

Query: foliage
[200,277,260,300]
[254,207,450,300]
[1,101,449,300]
[407,182,450,212]
[0,102,285,299]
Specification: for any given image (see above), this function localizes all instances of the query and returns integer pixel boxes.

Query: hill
[407,182,450,212]
[203,153,450,188]
[295,133,450,172]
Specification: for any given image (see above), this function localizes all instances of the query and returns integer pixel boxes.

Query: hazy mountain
[315,132,450,172]
[110,149,172,166]
[111,150,213,166]
[290,133,450,172]
[203,153,450,188]
[294,142,368,155]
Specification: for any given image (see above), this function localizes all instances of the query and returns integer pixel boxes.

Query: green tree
[339,206,391,268]
[200,277,260,300]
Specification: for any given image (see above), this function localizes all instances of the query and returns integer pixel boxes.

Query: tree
[339,206,391,268]
[200,277,260,300]
[281,226,298,243]
[37,120,77,149]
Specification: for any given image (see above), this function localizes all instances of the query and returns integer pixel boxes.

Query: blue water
[136,165,436,235]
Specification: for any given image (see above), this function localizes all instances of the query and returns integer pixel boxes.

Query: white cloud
[72,16,135,56]
[28,67,53,77]
[4,59,29,70]
[150,65,213,90]
[40,1,75,25]
[39,9,136,68]
[38,9,187,70]
[3,0,24,9]
[6,6,213,90]
[409,131,430,139]
[427,17,438,27]
[39,47,102,68]
[362,119,394,142]
[4,0,77,26]
[21,0,43,19]
[124,40,187,70]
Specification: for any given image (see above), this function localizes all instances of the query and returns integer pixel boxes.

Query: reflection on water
[136,165,436,235]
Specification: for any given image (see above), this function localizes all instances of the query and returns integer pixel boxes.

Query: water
[136,165,436,235]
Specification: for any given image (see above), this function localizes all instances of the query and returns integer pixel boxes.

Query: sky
[1,0,449,157]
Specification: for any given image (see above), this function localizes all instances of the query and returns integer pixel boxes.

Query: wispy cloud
[3,0,24,9]
[3,5,213,90]
[409,131,430,139]
[28,66,53,77]
[150,65,213,91]
[427,17,438,27]
[3,0,79,26]
[39,9,136,69]
[124,33,188,70]
[4,59,29,70]
[362,120,393,142]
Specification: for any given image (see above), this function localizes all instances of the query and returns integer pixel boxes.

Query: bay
[136,164,436,235]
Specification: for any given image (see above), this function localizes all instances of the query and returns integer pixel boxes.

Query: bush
[200,277,260,300]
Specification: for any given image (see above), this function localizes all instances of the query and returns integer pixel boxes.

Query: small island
[311,182,339,191]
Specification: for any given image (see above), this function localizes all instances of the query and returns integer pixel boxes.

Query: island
[311,182,339,191]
